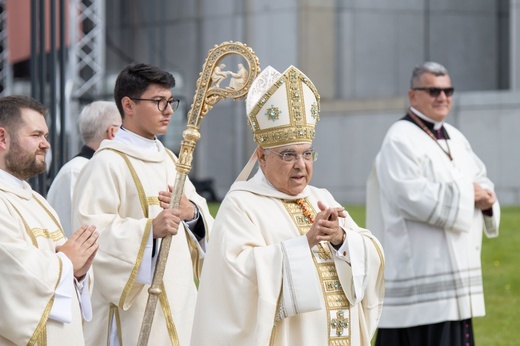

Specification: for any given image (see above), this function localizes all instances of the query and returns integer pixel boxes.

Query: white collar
[410,106,444,130]
[252,168,275,188]
[0,169,25,188]
[114,126,160,152]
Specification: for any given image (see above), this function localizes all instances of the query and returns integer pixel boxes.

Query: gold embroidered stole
[282,198,351,346]
[102,148,179,345]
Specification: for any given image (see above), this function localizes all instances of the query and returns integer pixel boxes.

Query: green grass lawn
[207,203,520,345]
[474,206,520,346]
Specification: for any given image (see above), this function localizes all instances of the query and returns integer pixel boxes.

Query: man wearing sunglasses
[367,61,500,346]
[72,63,214,345]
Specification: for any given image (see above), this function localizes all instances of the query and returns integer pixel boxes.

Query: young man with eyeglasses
[191,66,384,346]
[367,61,500,346]
[48,101,121,237]
[72,63,214,345]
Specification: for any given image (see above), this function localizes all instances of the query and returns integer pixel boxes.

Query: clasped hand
[153,186,195,239]
[306,201,346,249]
[57,225,98,280]
[473,183,496,210]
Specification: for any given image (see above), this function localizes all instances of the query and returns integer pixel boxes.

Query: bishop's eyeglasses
[130,98,180,112]
[269,150,319,163]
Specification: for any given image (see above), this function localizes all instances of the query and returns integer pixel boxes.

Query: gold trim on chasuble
[33,195,66,240]
[9,194,65,246]
[9,197,65,346]
[27,256,63,346]
[280,198,351,346]
[103,149,179,345]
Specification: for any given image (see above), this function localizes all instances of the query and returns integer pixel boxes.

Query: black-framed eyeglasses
[270,150,318,163]
[130,98,180,112]
[412,87,454,98]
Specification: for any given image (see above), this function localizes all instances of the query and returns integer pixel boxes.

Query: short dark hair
[410,61,449,88]
[113,63,176,118]
[0,96,48,133]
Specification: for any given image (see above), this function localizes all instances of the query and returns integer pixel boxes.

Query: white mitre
[245,65,320,149]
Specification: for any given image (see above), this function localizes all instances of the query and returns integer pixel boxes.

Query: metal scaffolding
[0,0,12,96]
[0,0,106,193]
[69,0,105,101]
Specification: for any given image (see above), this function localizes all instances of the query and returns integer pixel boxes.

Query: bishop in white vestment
[192,66,384,346]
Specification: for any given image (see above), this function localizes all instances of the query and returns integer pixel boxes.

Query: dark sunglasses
[412,87,454,98]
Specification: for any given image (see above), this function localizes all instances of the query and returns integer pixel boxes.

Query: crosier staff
[137,41,260,346]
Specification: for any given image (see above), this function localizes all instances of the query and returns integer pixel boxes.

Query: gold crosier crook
[137,41,260,345]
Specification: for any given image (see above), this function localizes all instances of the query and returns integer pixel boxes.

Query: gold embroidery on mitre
[265,105,281,121]
[282,199,351,345]
[311,102,320,120]
[247,66,320,148]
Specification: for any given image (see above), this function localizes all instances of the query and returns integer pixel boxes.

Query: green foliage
[207,203,520,345]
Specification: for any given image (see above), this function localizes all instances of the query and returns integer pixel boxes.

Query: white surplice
[47,156,89,237]
[366,118,500,328]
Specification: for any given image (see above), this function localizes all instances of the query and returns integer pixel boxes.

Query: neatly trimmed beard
[4,135,47,181]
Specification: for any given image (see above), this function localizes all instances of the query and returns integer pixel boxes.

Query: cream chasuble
[0,178,85,346]
[367,119,500,328]
[192,170,384,346]
[73,138,213,346]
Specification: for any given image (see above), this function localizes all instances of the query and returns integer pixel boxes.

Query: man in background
[48,101,121,236]
[366,61,500,346]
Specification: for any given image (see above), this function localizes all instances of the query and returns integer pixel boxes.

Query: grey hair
[410,61,449,88]
[79,101,120,144]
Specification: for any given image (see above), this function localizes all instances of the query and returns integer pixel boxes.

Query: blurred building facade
[3,0,520,204]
